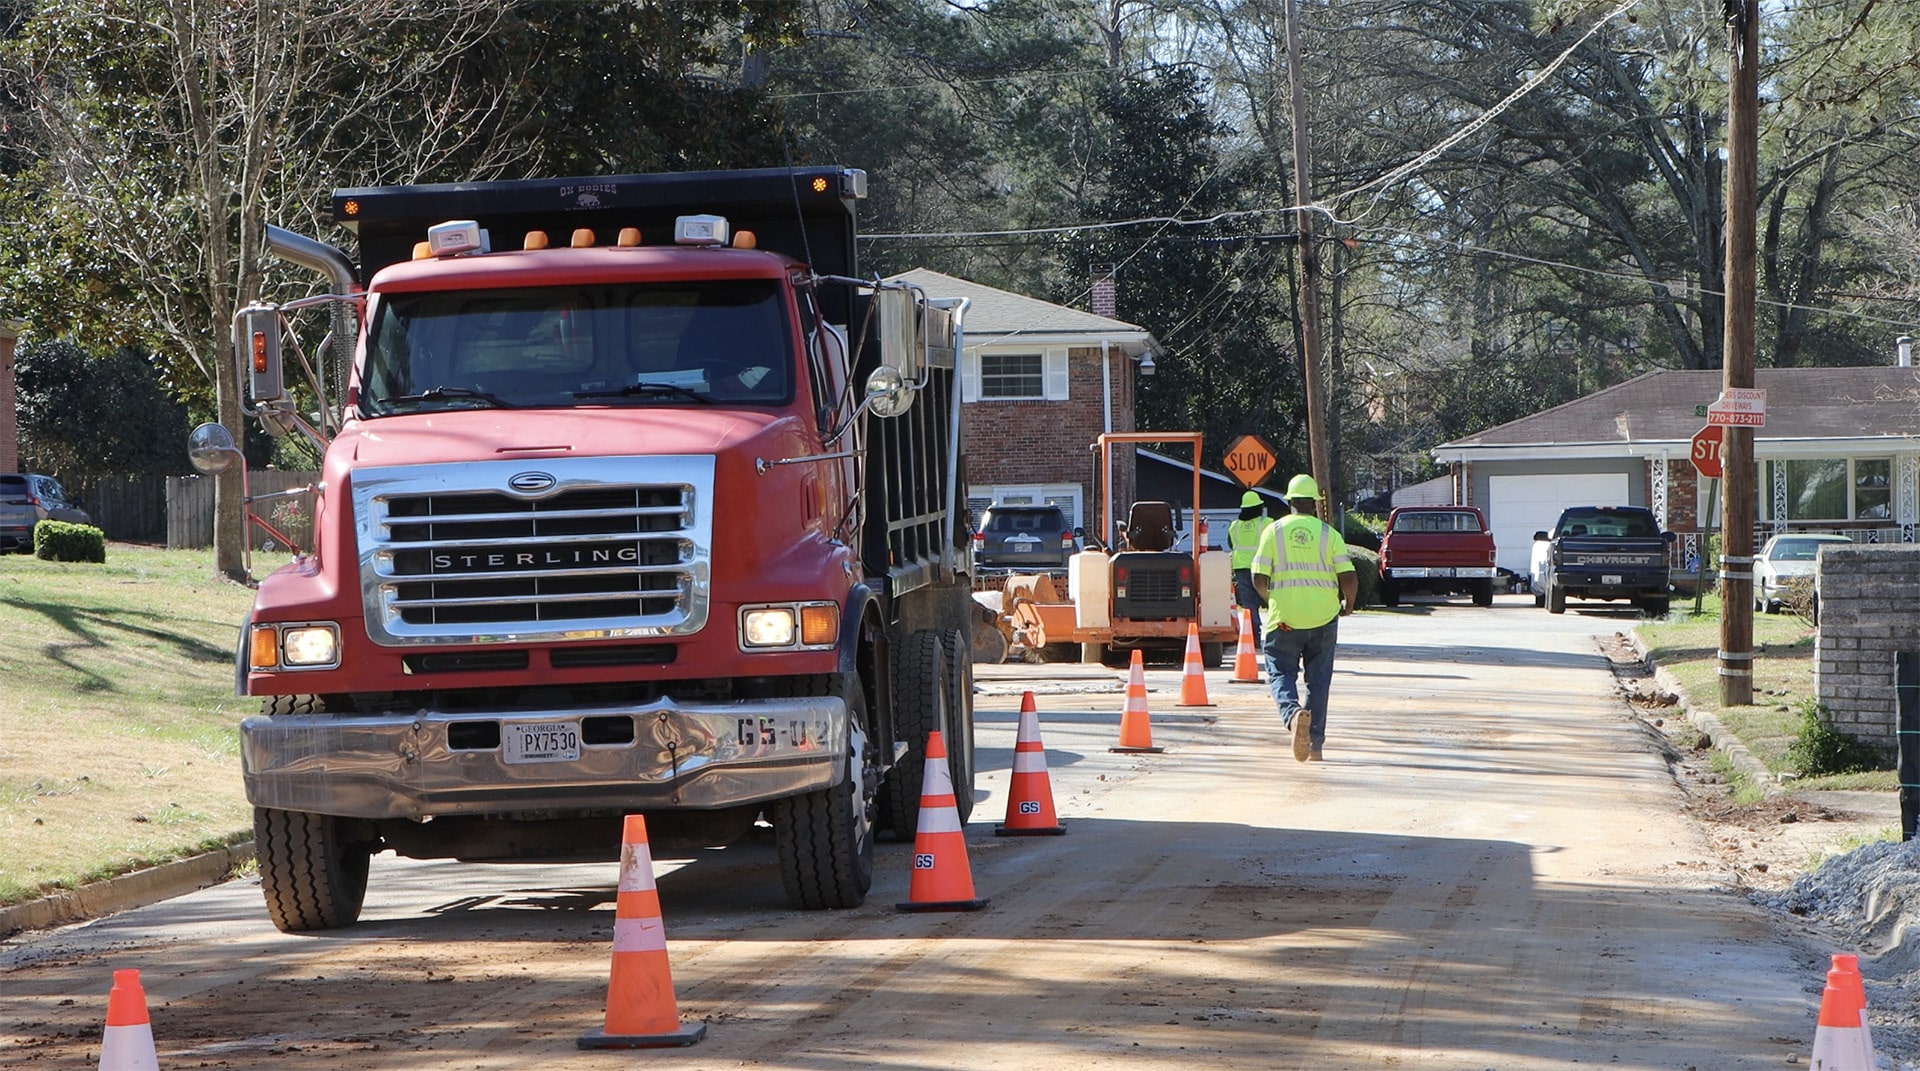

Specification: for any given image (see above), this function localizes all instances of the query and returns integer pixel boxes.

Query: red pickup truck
[1377,505,1499,607]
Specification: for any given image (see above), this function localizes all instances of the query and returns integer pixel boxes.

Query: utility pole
[1284,0,1332,506]
[1719,0,1758,706]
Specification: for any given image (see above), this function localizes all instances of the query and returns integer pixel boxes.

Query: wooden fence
[164,471,321,550]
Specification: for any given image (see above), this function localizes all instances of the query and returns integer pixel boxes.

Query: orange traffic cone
[1231,608,1263,684]
[1111,649,1164,754]
[898,730,989,911]
[996,691,1065,837]
[1832,953,1877,1063]
[1810,959,1873,1070]
[578,815,706,1049]
[1176,623,1215,707]
[98,969,159,1071]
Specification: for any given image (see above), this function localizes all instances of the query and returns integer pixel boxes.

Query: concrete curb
[0,841,254,938]
[1625,633,1780,796]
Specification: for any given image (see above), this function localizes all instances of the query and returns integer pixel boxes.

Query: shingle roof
[887,268,1155,347]
[1438,367,1920,448]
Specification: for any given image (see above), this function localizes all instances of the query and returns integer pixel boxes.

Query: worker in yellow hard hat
[1251,473,1357,763]
[1226,490,1271,637]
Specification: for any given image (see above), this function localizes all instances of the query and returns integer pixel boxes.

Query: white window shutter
[1043,349,1069,400]
[961,348,981,402]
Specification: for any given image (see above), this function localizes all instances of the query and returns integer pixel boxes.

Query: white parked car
[1753,532,1851,613]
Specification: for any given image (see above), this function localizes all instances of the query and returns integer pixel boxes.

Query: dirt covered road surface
[2,598,1853,1069]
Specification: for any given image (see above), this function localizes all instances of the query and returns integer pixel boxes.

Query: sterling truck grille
[353,457,714,646]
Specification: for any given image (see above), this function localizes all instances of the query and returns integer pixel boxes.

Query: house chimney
[1900,335,1912,368]
[1090,265,1117,318]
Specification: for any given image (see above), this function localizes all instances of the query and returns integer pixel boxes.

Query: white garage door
[1487,473,1630,574]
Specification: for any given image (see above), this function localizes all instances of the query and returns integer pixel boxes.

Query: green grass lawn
[1640,595,1896,792]
[0,545,287,906]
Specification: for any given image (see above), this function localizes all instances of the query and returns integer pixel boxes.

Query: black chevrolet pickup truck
[1532,505,1675,617]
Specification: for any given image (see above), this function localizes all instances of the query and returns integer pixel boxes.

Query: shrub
[33,520,107,563]
[1341,513,1382,552]
[1785,698,1881,776]
[1346,545,1381,607]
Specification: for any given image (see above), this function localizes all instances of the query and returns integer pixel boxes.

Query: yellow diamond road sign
[1223,434,1277,488]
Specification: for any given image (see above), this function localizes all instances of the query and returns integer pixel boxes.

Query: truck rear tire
[880,630,952,840]
[1639,596,1671,618]
[943,627,977,825]
[254,806,372,932]
[1470,579,1495,607]
[1547,581,1567,614]
[1378,580,1400,607]
[772,673,874,909]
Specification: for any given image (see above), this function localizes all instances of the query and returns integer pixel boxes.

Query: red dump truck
[188,167,976,930]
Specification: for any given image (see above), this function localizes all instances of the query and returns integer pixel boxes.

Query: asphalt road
[3,594,1824,1069]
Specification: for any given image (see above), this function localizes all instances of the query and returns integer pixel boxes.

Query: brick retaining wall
[1815,543,1920,745]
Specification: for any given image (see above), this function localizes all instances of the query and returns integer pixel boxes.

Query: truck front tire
[254,806,372,932]
[772,672,875,909]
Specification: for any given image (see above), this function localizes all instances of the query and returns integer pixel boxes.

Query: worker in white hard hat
[1226,490,1271,637]
[1251,473,1357,763]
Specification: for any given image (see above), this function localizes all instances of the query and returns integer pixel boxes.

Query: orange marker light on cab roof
[811,177,828,193]
[341,199,360,216]
[411,241,432,260]
[617,227,641,247]
[732,230,757,250]
[524,230,550,250]
[570,228,595,248]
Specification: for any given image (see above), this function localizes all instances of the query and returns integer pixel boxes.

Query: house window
[1765,458,1891,521]
[980,353,1044,399]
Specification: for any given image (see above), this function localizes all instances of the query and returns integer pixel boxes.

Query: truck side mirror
[1533,530,1549,541]
[872,287,924,382]
[236,306,286,405]
[863,366,913,419]
[187,422,241,475]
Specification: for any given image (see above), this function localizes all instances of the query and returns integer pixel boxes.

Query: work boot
[1308,747,1323,762]
[1291,713,1312,763]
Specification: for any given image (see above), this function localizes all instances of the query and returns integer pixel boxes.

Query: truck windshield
[359,280,791,416]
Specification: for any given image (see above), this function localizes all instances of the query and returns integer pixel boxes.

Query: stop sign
[1690,424,1723,478]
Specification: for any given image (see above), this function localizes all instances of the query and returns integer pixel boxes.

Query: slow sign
[1223,434,1278,488]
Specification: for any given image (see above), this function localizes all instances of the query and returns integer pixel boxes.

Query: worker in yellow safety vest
[1251,474,1357,763]
[1226,491,1270,637]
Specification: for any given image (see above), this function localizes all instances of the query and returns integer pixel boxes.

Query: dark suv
[972,504,1078,571]
[0,474,91,553]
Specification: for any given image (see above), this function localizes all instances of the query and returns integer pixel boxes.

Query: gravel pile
[1754,839,1920,1068]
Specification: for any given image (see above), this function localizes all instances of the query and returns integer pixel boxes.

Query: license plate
[1015,544,1033,552]
[503,721,581,764]
[1602,574,1623,585]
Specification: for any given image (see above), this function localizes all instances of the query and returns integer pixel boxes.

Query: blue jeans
[1263,617,1339,748]
[1232,569,1263,638]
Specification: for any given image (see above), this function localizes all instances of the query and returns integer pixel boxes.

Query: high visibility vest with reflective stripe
[1227,517,1266,570]
[1250,514,1353,631]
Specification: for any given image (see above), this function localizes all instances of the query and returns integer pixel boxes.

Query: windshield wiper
[572,382,714,405]
[378,386,517,410]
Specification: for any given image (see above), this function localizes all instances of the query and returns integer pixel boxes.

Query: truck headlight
[250,622,341,669]
[739,602,839,651]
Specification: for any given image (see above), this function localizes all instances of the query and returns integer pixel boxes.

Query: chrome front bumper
[241,695,846,819]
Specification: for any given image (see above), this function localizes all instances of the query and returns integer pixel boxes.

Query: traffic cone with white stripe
[1111,649,1164,753]
[98,969,159,1071]
[1809,957,1874,1070]
[1177,623,1215,707]
[1829,953,1878,1067]
[578,814,706,1049]
[996,691,1065,836]
[1231,607,1263,684]
[897,729,989,912]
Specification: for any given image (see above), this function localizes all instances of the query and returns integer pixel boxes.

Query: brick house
[1430,366,1920,575]
[888,269,1162,545]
